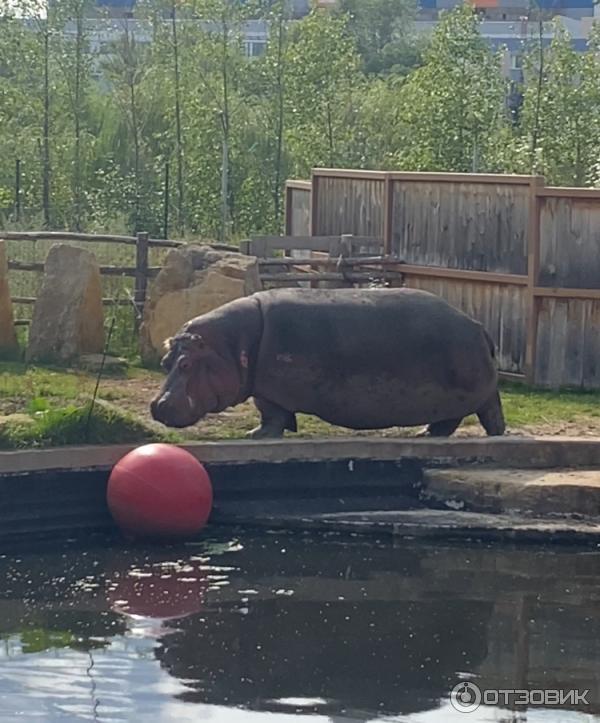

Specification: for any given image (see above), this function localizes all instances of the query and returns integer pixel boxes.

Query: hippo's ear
[166,331,205,352]
[179,332,206,352]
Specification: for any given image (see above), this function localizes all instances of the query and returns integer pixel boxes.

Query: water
[0,531,599,722]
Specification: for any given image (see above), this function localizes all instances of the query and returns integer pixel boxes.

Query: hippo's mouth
[161,416,201,429]
[150,394,202,428]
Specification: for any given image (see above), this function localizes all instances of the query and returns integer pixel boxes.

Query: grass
[0,361,166,448]
[500,382,600,427]
[0,402,163,450]
[1,361,600,448]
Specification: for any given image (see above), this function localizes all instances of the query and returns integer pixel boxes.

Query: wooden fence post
[310,170,319,236]
[383,172,394,256]
[525,176,545,384]
[15,159,21,223]
[284,183,293,236]
[134,231,149,330]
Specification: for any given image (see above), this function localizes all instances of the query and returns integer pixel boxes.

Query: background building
[47,0,600,71]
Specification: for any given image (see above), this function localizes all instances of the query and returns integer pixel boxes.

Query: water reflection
[0,534,598,722]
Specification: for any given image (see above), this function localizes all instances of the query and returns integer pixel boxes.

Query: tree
[249,0,291,229]
[337,0,423,75]
[185,0,252,241]
[512,21,600,185]
[393,5,508,172]
[0,9,44,222]
[53,0,94,229]
[284,9,364,176]
[102,24,151,231]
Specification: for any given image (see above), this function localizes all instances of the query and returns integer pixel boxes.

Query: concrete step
[422,467,600,517]
[211,508,600,545]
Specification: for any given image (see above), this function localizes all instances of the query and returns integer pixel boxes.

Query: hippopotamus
[150,287,505,438]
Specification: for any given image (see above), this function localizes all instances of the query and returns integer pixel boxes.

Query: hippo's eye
[178,356,193,372]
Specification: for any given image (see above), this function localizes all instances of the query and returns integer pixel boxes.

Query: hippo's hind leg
[417,417,463,438]
[476,390,506,436]
[247,397,297,439]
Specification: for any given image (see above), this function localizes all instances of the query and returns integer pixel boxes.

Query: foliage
[337,0,423,75]
[1,2,600,241]
[284,10,364,175]
[392,6,509,172]
[510,22,600,185]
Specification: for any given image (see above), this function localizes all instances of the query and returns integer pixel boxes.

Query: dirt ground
[105,374,600,440]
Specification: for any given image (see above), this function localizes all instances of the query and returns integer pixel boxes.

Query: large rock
[26,244,105,364]
[0,240,18,357]
[140,244,260,364]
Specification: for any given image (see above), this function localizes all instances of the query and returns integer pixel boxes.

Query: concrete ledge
[423,468,600,517]
[2,435,600,476]
[2,436,600,544]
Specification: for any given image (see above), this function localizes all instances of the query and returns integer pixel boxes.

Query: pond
[0,530,599,722]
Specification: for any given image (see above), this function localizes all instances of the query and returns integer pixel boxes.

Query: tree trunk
[42,27,51,228]
[220,15,232,241]
[529,17,545,172]
[73,9,83,231]
[171,3,185,234]
[272,9,286,229]
[131,77,141,233]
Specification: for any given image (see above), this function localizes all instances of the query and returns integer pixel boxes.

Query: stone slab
[423,467,600,516]
[26,244,104,363]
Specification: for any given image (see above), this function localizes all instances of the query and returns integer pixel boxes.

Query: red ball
[107,443,213,539]
[107,562,209,620]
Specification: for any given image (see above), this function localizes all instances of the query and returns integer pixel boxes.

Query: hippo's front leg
[247,397,297,439]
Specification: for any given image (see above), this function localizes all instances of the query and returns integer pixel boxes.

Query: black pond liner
[2,457,600,547]
[0,458,421,541]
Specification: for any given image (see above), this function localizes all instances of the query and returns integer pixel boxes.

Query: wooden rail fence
[4,231,239,327]
[285,170,600,390]
[241,234,402,286]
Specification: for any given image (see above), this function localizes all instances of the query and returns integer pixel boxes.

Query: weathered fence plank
[539,197,600,289]
[285,181,311,237]
[391,180,530,274]
[312,174,386,238]
[8,260,161,277]
[1,230,186,249]
[402,276,527,374]
[535,298,600,389]
[241,235,382,258]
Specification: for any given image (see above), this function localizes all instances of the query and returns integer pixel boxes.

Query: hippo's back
[252,288,497,429]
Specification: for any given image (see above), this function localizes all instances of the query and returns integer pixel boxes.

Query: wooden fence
[285,169,600,389]
[3,231,238,327]
[241,234,401,286]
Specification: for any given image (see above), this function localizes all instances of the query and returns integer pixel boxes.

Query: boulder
[0,240,18,358]
[26,244,105,364]
[140,244,260,364]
